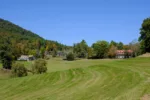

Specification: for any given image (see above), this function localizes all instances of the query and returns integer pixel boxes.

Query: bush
[12,62,28,77]
[66,52,75,61]
[32,59,47,74]
[0,51,13,69]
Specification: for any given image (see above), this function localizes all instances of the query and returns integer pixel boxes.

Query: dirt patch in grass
[141,94,150,100]
[0,68,11,79]
[138,53,150,57]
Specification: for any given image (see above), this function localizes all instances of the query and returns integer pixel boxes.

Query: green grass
[0,63,2,68]
[0,58,150,100]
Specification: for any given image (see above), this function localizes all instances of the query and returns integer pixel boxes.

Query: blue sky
[0,0,150,46]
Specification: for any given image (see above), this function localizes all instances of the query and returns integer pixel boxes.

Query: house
[116,50,133,59]
[18,55,35,61]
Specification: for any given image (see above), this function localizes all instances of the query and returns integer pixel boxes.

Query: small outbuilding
[18,55,35,61]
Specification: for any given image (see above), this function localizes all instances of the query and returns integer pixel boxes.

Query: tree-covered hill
[0,18,43,41]
[0,18,68,59]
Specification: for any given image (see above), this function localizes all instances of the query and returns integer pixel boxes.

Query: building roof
[116,50,133,54]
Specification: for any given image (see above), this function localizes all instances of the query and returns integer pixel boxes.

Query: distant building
[116,50,133,59]
[18,55,35,61]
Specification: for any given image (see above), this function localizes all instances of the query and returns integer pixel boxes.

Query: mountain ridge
[0,18,68,59]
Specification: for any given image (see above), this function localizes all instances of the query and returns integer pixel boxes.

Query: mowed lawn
[0,58,150,100]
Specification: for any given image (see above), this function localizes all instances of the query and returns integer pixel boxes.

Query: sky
[0,0,150,46]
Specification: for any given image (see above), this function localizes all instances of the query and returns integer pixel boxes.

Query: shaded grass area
[0,58,150,100]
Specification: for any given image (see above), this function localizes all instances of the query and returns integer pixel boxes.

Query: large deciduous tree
[139,18,150,53]
[92,41,109,58]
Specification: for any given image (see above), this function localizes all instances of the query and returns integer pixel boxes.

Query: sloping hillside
[0,18,67,58]
[0,18,43,41]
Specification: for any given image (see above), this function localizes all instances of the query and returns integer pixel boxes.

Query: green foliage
[117,42,124,50]
[109,41,123,50]
[12,62,28,77]
[109,40,117,47]
[0,58,150,99]
[139,17,150,53]
[73,40,88,58]
[0,51,13,69]
[32,59,47,74]
[40,47,45,58]
[28,50,37,57]
[0,18,69,59]
[66,52,75,61]
[87,47,94,59]
[92,41,109,58]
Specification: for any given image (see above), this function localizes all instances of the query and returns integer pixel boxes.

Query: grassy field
[0,58,150,100]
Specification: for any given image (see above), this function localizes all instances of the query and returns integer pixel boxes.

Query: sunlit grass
[0,58,150,100]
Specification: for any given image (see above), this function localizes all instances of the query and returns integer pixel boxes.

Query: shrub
[0,51,13,69]
[66,52,75,61]
[12,62,28,77]
[32,59,47,74]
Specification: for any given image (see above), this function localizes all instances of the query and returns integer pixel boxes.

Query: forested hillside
[0,18,68,59]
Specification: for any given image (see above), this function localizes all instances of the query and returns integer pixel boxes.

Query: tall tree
[73,40,88,58]
[139,17,150,53]
[0,51,13,69]
[87,47,93,58]
[108,45,117,58]
[40,47,45,58]
[117,42,124,50]
[92,41,109,58]
[110,40,117,47]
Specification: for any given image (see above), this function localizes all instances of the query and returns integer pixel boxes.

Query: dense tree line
[72,39,142,59]
[0,18,68,51]
[72,40,131,59]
